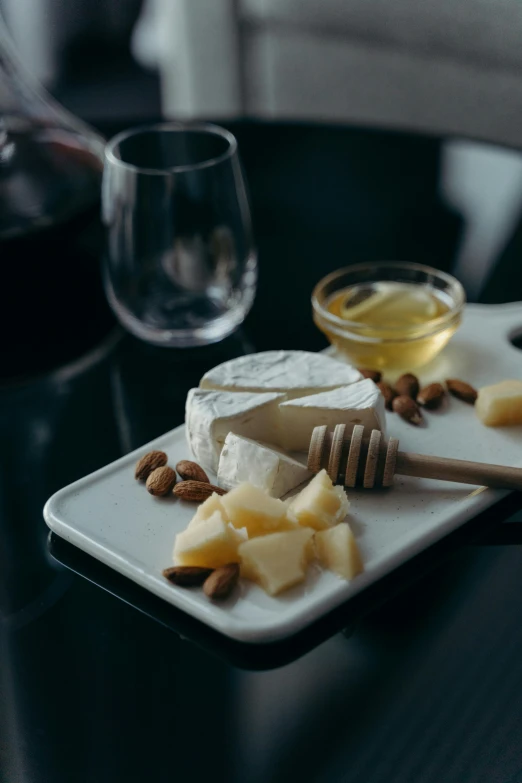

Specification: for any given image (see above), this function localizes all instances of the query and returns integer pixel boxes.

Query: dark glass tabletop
[2,121,522,783]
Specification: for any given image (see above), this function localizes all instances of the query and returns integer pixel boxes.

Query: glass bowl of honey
[312,262,465,371]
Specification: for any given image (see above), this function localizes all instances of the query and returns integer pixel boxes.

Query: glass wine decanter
[0,14,113,381]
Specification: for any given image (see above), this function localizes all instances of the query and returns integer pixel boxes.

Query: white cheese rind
[217,433,312,497]
[279,378,386,451]
[199,350,362,399]
[185,388,285,472]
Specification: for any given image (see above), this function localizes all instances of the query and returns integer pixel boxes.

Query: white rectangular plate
[44,303,522,644]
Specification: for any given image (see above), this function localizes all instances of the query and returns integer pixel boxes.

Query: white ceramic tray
[44,303,522,644]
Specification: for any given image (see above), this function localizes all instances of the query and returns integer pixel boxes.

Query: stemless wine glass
[102,123,257,346]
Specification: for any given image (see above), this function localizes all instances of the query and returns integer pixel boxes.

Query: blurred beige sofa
[152,0,522,148]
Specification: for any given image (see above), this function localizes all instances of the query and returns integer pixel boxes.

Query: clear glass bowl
[312,261,465,371]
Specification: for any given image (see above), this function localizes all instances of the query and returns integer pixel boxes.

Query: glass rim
[312,261,466,339]
[104,121,238,175]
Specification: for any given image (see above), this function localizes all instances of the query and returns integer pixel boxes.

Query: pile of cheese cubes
[173,470,362,596]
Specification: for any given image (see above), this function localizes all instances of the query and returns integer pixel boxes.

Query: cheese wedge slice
[187,493,228,529]
[185,388,285,472]
[279,378,386,451]
[199,350,362,399]
[476,379,522,426]
[217,433,312,497]
[239,527,314,595]
[221,482,293,537]
[288,469,349,530]
[314,523,363,580]
[173,511,247,568]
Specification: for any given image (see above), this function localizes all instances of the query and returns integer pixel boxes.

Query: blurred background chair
[132,0,522,301]
[147,0,522,148]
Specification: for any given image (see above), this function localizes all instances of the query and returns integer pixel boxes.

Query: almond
[135,450,168,481]
[417,382,445,409]
[392,395,423,425]
[377,381,397,411]
[203,563,240,600]
[173,480,226,502]
[176,459,209,483]
[146,466,177,496]
[395,373,420,399]
[446,379,478,405]
[358,368,382,383]
[163,566,213,586]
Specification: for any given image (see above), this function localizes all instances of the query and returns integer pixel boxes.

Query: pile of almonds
[359,368,478,426]
[134,452,234,600]
[134,451,225,500]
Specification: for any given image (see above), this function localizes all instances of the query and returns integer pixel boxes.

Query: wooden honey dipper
[307,424,522,490]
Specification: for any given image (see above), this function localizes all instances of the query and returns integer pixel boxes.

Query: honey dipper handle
[395,451,522,491]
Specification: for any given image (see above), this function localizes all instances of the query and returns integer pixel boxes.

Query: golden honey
[316,281,460,370]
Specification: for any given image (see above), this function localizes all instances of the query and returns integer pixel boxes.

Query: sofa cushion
[242,25,522,148]
[241,0,522,71]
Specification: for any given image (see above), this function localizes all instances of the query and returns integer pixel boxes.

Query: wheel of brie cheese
[185,350,386,495]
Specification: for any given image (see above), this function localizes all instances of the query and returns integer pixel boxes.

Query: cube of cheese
[238,527,314,595]
[279,379,386,452]
[476,379,522,426]
[187,493,228,529]
[288,469,349,530]
[314,523,363,580]
[221,482,292,537]
[173,511,247,568]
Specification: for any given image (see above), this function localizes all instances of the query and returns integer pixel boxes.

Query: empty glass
[102,123,257,346]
